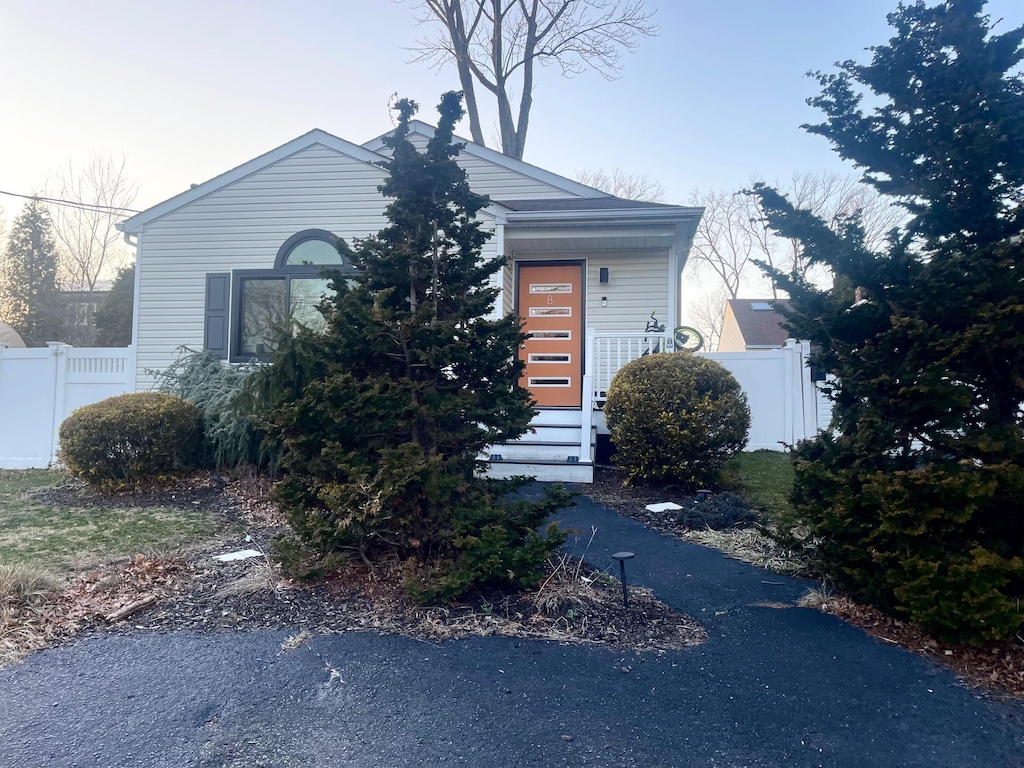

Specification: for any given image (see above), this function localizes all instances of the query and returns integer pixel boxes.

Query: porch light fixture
[599,267,610,283]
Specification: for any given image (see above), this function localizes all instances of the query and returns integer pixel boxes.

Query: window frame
[228,229,356,362]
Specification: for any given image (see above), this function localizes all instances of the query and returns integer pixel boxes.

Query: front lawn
[722,449,794,520]
[0,470,218,573]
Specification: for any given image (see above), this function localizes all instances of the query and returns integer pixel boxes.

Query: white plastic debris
[645,502,683,512]
[213,549,263,562]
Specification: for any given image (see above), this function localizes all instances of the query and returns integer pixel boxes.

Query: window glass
[285,239,342,266]
[291,278,331,331]
[240,278,286,355]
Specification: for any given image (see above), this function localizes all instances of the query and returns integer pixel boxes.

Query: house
[116,122,704,482]
[56,286,112,346]
[718,298,793,352]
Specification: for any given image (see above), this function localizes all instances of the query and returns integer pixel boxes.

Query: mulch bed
[11,472,704,660]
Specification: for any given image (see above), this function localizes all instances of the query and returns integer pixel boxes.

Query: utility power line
[0,189,140,216]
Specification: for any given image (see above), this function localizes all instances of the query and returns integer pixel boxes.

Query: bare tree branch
[406,0,657,159]
[47,152,138,294]
[687,173,906,301]
[574,167,665,201]
[686,188,756,300]
[685,285,727,352]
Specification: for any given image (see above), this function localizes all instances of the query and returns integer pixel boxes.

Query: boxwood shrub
[604,352,750,488]
[59,392,204,488]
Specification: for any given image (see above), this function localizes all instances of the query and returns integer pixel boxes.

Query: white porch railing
[587,330,832,451]
[590,330,671,403]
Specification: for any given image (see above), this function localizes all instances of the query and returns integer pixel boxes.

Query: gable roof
[362,120,609,200]
[726,299,794,347]
[117,129,388,234]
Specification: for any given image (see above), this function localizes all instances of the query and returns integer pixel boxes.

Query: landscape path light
[612,551,635,608]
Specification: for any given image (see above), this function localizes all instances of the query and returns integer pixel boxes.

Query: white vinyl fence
[0,343,134,469]
[702,339,831,450]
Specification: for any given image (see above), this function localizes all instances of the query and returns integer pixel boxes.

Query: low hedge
[604,352,750,488]
[59,392,204,488]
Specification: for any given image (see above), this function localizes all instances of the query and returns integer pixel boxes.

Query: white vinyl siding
[717,304,746,352]
[586,252,670,334]
[510,251,670,335]
[589,253,667,335]
[404,134,578,201]
[134,144,389,386]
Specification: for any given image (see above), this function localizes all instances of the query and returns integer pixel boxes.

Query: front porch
[484,329,671,483]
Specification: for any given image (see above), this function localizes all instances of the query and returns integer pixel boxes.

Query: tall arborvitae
[261,92,569,600]
[751,0,1024,642]
[1,199,62,346]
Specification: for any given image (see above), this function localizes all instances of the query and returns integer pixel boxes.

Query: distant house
[718,298,793,352]
[57,288,111,346]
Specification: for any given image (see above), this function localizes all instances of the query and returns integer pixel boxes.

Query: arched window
[230,229,356,359]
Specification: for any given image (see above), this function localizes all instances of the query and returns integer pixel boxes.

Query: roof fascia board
[118,129,389,233]
[505,207,704,225]
[363,120,610,200]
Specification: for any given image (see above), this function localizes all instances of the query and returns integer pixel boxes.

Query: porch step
[521,425,592,444]
[483,459,594,484]
[529,407,584,427]
[488,441,586,463]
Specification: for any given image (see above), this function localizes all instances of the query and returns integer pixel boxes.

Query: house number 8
[546,295,553,305]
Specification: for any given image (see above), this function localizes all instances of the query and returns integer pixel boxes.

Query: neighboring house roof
[362,120,608,200]
[725,299,794,348]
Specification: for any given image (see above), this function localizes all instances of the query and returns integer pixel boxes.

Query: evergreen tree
[260,92,570,600]
[1,199,62,346]
[751,0,1024,642]
[94,264,135,346]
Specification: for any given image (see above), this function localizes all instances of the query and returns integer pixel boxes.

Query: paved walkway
[1,496,1023,767]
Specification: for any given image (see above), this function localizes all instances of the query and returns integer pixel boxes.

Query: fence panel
[702,349,792,450]
[0,348,59,468]
[0,344,134,469]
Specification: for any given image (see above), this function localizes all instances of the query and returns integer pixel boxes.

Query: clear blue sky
[1,0,1021,215]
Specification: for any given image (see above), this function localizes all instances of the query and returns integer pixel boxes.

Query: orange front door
[517,263,584,407]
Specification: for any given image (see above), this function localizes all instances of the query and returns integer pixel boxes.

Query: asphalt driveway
[1,496,1022,767]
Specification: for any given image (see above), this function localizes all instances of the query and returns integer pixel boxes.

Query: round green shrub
[59,392,204,488]
[604,352,750,488]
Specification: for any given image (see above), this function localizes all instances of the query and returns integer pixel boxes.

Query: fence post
[580,329,596,462]
[47,342,71,466]
[782,339,797,446]
[798,340,816,438]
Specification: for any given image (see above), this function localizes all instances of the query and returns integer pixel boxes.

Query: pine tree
[260,92,570,600]
[751,0,1024,642]
[94,264,135,346]
[1,199,62,346]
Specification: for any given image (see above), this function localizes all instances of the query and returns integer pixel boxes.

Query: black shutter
[204,273,230,359]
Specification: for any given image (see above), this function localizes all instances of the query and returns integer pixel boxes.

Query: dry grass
[680,527,811,575]
[0,563,64,666]
[213,562,280,599]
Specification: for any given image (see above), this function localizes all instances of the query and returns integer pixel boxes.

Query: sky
[1,0,1021,216]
